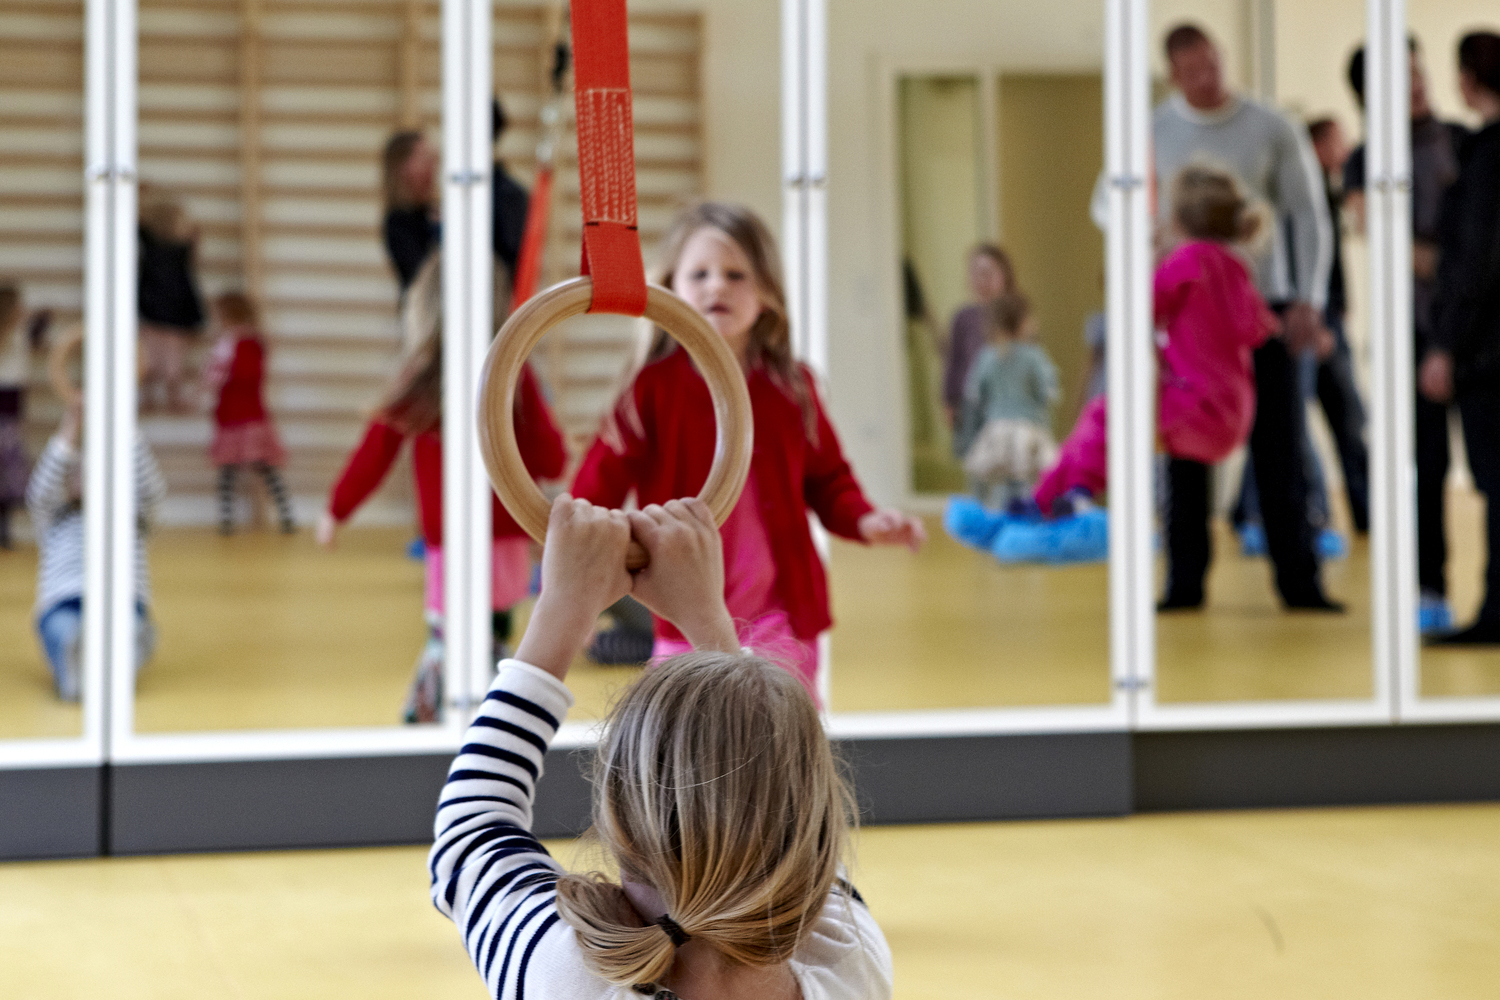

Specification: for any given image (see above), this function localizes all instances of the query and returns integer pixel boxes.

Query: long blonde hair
[378,252,443,434]
[555,652,854,987]
[621,202,817,440]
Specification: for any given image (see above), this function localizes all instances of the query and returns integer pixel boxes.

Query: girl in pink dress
[1032,164,1277,607]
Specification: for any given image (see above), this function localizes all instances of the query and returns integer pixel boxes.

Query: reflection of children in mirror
[26,401,166,701]
[317,254,567,723]
[137,191,205,414]
[942,244,1016,432]
[202,292,295,535]
[1033,165,1277,607]
[954,292,1060,509]
[572,203,925,705]
[0,284,44,549]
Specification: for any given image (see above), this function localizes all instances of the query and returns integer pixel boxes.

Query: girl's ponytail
[556,652,854,989]
[555,874,679,987]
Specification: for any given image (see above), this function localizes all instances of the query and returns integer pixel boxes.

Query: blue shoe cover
[1238,523,1268,557]
[1316,528,1347,560]
[945,495,1006,549]
[991,507,1109,564]
[1419,595,1454,636]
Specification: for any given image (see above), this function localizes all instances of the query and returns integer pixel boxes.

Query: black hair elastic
[654,915,691,947]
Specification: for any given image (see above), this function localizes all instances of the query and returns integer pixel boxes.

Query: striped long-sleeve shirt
[25,433,166,614]
[429,660,894,1000]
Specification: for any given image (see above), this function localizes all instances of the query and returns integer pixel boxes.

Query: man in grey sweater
[1154,24,1342,610]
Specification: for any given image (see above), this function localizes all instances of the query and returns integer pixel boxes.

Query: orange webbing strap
[570,0,647,316]
[510,164,552,309]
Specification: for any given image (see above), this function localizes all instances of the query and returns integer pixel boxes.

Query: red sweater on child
[214,334,268,425]
[328,364,566,545]
[572,347,875,642]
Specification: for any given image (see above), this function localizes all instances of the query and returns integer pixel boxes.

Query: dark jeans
[1249,336,1326,605]
[1163,457,1211,603]
[1315,316,1371,533]
[1456,388,1500,624]
[1415,390,1452,597]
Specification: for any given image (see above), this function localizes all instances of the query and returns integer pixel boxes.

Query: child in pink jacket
[1033,164,1277,606]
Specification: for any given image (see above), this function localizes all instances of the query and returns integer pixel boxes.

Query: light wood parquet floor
[2,804,1498,999]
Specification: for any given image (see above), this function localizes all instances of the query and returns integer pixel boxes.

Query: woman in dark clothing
[381,131,440,296]
[1423,32,1500,644]
[138,193,205,413]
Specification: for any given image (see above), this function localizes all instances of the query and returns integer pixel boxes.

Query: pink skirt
[424,538,534,617]
[211,419,286,468]
[651,610,822,707]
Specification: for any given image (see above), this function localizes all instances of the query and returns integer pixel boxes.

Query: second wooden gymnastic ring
[478,276,754,570]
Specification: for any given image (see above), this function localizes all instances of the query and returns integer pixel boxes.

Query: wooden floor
[2,804,1498,999]
[2,494,1499,740]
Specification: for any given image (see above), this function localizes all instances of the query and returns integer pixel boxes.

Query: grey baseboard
[1134,724,1500,811]
[5,724,1498,859]
[0,766,102,860]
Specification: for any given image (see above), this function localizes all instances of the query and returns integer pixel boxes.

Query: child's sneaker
[1049,487,1094,519]
[1419,591,1454,636]
[56,630,82,702]
[1238,522,1268,557]
[406,537,425,560]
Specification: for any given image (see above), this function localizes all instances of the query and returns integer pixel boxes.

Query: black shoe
[1283,593,1345,612]
[1157,592,1204,612]
[1426,621,1500,645]
[587,625,654,665]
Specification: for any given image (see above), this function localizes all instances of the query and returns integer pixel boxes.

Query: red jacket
[213,335,268,426]
[572,348,875,641]
[328,363,566,545]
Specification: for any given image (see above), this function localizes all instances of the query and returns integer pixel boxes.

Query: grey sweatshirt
[1152,94,1333,310]
[1122,95,1332,310]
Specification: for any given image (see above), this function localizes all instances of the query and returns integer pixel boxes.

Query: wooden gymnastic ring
[47,323,84,407]
[478,277,753,571]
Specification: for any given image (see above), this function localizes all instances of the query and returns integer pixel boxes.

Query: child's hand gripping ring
[478,276,754,570]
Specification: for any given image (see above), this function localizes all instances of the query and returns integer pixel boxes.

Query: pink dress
[650,470,822,705]
[1034,241,1276,510]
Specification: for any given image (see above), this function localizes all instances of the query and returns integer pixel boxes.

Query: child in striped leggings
[203,292,294,534]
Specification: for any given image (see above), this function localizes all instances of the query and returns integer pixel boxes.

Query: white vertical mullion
[442,0,493,722]
[102,0,139,755]
[781,0,808,365]
[441,0,471,718]
[1366,0,1399,720]
[81,0,113,758]
[803,0,828,378]
[465,0,493,713]
[1105,0,1152,724]
[1376,0,1417,718]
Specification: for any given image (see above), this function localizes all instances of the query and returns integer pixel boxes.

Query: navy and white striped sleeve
[429,659,591,999]
[25,435,75,540]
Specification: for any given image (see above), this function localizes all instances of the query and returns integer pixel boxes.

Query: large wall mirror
[823,0,1119,720]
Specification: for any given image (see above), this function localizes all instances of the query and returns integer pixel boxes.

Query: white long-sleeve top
[24,433,166,614]
[428,660,895,1000]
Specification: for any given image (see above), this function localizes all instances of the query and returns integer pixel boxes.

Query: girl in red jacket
[203,292,295,534]
[317,253,567,722]
[573,202,924,705]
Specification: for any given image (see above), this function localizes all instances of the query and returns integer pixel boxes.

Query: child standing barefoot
[203,292,295,534]
[572,202,924,704]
